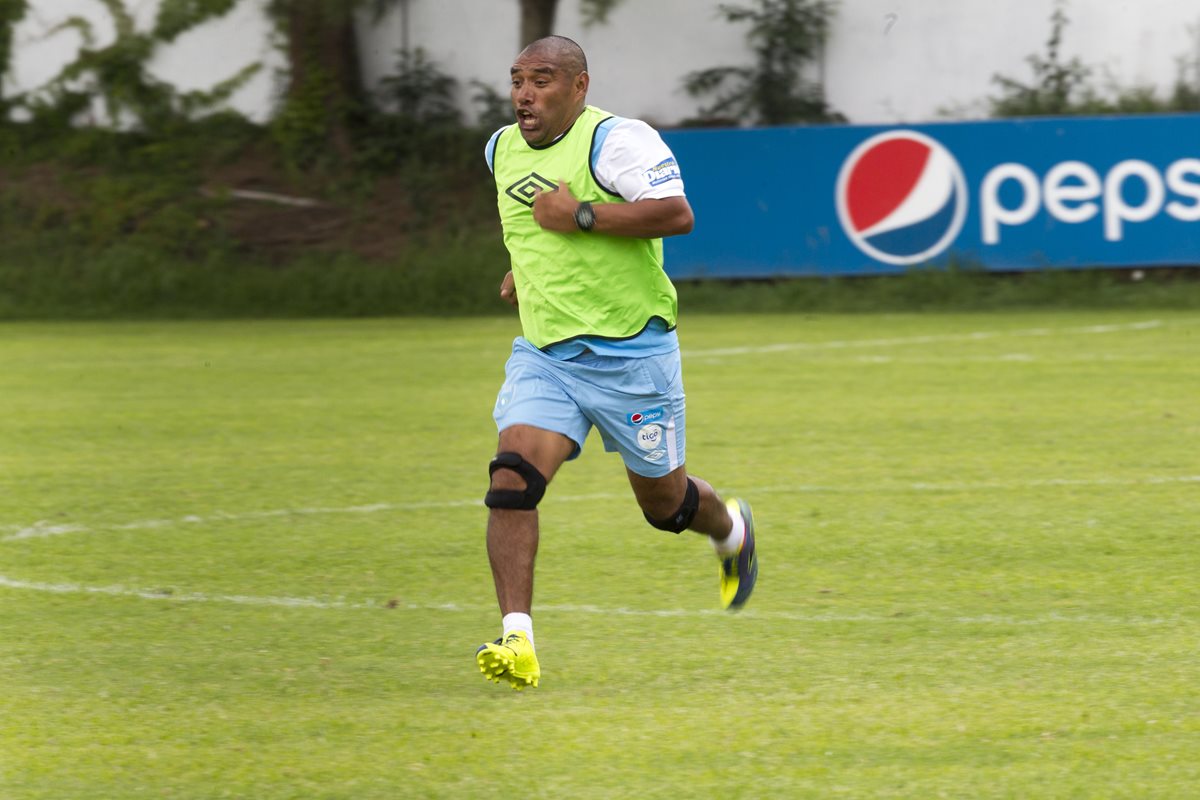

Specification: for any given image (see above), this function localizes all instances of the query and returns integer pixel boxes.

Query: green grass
[2,310,1198,798]
[4,237,1200,319]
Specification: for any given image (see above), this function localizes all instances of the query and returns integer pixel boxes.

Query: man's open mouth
[517,109,538,129]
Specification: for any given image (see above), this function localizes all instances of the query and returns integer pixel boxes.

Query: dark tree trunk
[0,0,29,112]
[281,0,364,161]
[520,0,558,47]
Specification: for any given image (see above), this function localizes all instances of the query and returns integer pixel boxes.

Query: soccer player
[476,35,757,690]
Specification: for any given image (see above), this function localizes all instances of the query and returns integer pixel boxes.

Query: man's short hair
[523,35,588,75]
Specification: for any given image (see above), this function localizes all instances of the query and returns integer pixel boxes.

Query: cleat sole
[475,632,540,690]
[721,498,759,611]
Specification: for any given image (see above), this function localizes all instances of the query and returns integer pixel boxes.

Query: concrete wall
[7,0,1200,126]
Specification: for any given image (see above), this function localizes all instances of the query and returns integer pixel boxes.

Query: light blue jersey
[541,318,679,360]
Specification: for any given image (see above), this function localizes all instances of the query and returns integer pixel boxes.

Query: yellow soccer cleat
[720,498,758,610]
[475,631,540,690]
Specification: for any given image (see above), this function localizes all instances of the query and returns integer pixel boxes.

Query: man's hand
[531,180,580,232]
[531,179,694,239]
[500,270,518,308]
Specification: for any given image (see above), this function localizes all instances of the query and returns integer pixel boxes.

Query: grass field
[2,310,1198,799]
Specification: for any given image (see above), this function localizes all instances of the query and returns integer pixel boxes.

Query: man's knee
[484,452,547,510]
[643,477,699,534]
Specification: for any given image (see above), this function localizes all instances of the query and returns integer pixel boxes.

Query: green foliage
[47,1,175,130]
[353,47,509,183]
[677,265,1200,314]
[3,224,1197,319]
[264,0,369,172]
[0,0,27,108]
[683,0,843,126]
[269,62,343,170]
[15,0,255,133]
[471,80,514,132]
[0,230,510,319]
[179,62,264,117]
[154,0,240,43]
[0,111,261,284]
[990,5,1091,117]
[990,2,1200,117]
[377,48,460,124]
[580,0,624,26]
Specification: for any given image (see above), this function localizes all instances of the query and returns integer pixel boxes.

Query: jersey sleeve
[593,118,685,202]
[484,126,506,174]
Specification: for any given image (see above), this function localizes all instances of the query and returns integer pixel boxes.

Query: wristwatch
[574,201,596,232]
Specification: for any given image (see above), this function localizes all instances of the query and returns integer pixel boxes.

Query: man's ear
[576,71,590,97]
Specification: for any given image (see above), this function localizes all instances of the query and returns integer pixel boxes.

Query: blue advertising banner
[661,114,1200,278]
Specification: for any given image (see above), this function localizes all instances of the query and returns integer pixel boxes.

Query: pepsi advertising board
[661,114,1200,277]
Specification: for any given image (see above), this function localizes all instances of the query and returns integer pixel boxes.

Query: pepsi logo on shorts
[836,130,967,266]
[627,407,665,426]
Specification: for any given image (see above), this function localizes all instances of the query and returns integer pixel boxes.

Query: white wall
[7,0,1200,127]
[824,0,1200,123]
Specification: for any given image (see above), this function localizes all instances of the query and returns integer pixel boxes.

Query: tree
[0,0,27,111]
[683,0,842,126]
[519,0,558,47]
[989,3,1094,117]
[266,0,624,167]
[267,0,371,166]
[519,0,623,46]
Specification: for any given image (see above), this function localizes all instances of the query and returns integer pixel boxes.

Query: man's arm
[532,180,693,238]
[500,269,518,308]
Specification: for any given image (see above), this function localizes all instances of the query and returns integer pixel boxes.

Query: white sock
[502,612,534,648]
[711,505,745,558]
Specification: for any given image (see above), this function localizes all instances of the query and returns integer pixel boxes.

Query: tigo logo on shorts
[636,424,663,451]
[627,407,665,426]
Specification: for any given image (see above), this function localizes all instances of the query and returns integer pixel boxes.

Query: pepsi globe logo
[836,130,968,266]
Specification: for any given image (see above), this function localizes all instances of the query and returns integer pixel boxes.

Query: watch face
[575,203,596,231]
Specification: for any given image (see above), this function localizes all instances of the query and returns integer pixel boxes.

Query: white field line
[754,474,1200,496]
[0,494,606,542]
[682,319,1167,358]
[1,501,490,541]
[2,475,1196,618]
[0,575,1184,626]
[843,352,1178,365]
[0,576,376,609]
[4,477,1199,543]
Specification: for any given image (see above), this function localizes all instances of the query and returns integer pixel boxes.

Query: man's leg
[629,465,759,610]
[477,424,575,690]
[486,424,576,615]
[627,465,731,539]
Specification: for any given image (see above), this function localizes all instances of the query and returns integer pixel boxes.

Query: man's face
[510,53,587,146]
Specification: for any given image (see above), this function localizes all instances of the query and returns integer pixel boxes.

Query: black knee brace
[644,477,699,534]
[484,452,547,510]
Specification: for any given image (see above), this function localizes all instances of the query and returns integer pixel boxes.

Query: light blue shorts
[493,337,687,478]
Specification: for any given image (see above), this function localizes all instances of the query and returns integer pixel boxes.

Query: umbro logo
[505,172,557,207]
